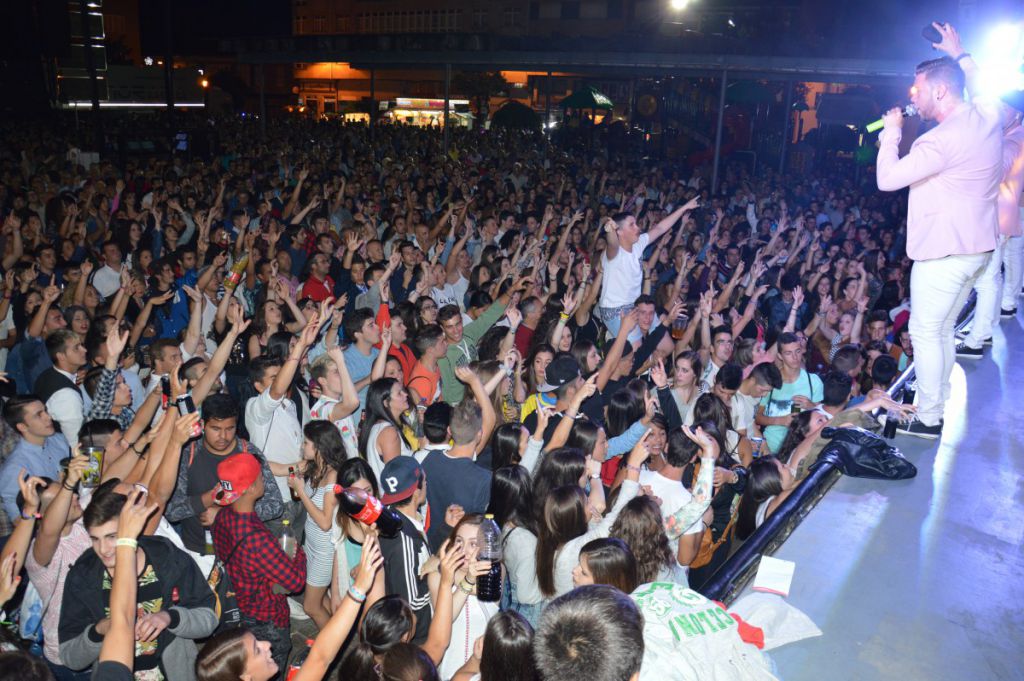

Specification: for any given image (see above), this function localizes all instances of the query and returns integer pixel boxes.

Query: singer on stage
[876,23,1003,438]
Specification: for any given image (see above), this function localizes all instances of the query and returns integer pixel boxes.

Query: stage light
[728,18,735,28]
[974,22,1024,98]
[669,0,689,11]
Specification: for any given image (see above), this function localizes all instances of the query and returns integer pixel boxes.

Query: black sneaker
[955,332,992,345]
[1000,307,1017,318]
[896,420,943,439]
[955,342,983,359]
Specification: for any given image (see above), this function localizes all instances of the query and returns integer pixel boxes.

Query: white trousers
[909,252,990,426]
[1001,232,1024,310]
[966,236,1006,347]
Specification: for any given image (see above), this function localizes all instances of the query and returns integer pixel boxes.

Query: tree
[451,71,510,121]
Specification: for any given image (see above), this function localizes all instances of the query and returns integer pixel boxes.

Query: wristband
[588,472,601,480]
[131,442,146,457]
[458,579,475,595]
[20,511,41,520]
[625,464,642,473]
[955,52,971,62]
[347,585,366,603]
[115,538,138,549]
[62,481,77,492]
[559,312,570,321]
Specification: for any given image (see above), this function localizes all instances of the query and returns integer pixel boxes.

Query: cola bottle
[334,486,403,538]
[475,514,503,603]
[286,638,315,681]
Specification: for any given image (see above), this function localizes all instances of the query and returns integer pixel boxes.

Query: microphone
[865,105,918,133]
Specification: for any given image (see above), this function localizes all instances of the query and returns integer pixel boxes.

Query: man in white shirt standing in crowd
[91,240,125,300]
[245,314,322,538]
[877,22,1003,439]
[34,329,87,446]
[597,196,699,339]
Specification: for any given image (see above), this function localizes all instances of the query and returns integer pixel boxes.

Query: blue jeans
[502,577,543,629]
[597,303,643,344]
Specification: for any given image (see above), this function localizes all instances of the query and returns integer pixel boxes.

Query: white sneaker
[288,596,310,620]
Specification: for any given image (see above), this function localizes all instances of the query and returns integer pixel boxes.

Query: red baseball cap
[211,453,261,506]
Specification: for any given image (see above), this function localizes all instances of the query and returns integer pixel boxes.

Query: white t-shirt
[638,469,704,564]
[310,396,360,459]
[245,389,303,500]
[731,391,760,435]
[600,233,649,309]
[92,264,122,299]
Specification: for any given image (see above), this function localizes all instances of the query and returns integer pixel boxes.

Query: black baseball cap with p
[380,456,425,505]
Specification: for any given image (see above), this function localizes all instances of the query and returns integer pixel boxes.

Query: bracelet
[559,312,570,321]
[458,579,475,595]
[625,464,642,473]
[347,586,366,603]
[955,52,971,62]
[20,511,41,520]
[62,481,77,492]
[589,472,601,480]
[115,538,138,549]
[132,442,146,457]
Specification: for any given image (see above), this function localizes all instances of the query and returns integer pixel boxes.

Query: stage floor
[747,315,1024,681]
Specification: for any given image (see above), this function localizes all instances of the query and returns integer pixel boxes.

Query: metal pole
[779,79,794,173]
[369,67,376,140]
[258,64,266,139]
[711,69,728,195]
[163,0,174,114]
[443,63,451,156]
[78,0,100,112]
[544,70,552,133]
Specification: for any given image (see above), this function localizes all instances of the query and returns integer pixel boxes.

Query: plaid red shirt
[212,507,306,627]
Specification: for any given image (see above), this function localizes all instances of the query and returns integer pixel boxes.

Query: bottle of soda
[475,514,503,603]
[286,638,315,681]
[288,467,301,502]
[280,519,297,559]
[334,486,403,538]
[224,254,248,291]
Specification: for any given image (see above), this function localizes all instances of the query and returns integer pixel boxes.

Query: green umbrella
[559,86,614,110]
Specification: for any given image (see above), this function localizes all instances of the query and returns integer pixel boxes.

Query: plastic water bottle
[204,529,215,556]
[280,519,297,559]
[475,514,503,602]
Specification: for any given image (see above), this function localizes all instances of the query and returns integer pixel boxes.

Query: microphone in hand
[865,105,918,133]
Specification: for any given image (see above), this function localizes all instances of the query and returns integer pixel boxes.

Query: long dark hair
[531,447,586,525]
[776,411,818,464]
[735,457,784,541]
[605,382,646,438]
[479,611,538,681]
[358,377,410,457]
[379,642,440,681]
[691,394,736,464]
[490,423,526,470]
[486,465,537,535]
[337,596,415,680]
[302,420,347,489]
[578,537,639,594]
[535,485,588,597]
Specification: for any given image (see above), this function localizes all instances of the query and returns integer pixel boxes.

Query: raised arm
[455,366,496,455]
[647,196,699,243]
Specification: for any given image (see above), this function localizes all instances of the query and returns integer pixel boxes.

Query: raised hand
[106,325,130,361]
[650,360,669,389]
[353,531,383,593]
[560,290,579,316]
[17,469,46,517]
[438,539,466,588]
[118,488,158,541]
[0,553,20,605]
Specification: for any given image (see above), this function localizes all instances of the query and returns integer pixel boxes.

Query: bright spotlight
[669,0,689,11]
[975,22,1024,98]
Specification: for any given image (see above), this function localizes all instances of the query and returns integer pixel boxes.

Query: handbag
[688,460,738,570]
[817,426,917,480]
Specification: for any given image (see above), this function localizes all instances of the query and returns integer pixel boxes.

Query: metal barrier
[699,295,977,604]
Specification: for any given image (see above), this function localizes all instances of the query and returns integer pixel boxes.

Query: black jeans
[241,615,292,681]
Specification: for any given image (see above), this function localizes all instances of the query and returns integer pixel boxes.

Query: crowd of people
[0,30,1021,679]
